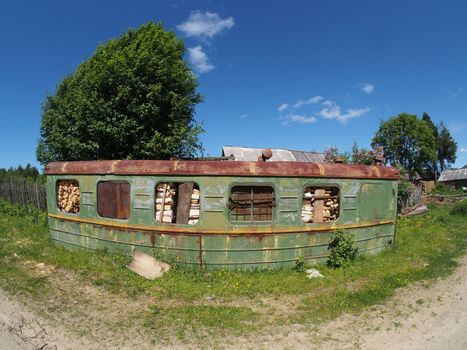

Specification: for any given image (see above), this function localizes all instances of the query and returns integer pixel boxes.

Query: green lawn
[0,198,466,341]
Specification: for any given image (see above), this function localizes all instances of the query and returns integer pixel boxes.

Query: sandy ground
[1,255,466,350]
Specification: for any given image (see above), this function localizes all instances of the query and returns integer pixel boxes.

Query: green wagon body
[45,160,399,270]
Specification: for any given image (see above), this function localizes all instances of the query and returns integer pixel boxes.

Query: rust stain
[48,213,395,235]
[376,166,381,177]
[110,160,121,174]
[317,163,325,176]
[198,236,203,268]
[249,162,256,174]
[45,160,400,180]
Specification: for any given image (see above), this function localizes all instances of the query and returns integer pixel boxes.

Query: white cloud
[277,95,369,125]
[177,11,234,39]
[361,83,374,94]
[449,88,464,98]
[278,103,289,112]
[448,121,467,134]
[187,46,214,73]
[294,96,323,108]
[317,100,370,123]
[239,114,248,119]
[282,114,318,125]
[460,147,467,153]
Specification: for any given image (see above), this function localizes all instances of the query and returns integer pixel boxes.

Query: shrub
[295,256,305,272]
[451,200,467,216]
[327,230,358,268]
[431,184,464,196]
[0,198,47,225]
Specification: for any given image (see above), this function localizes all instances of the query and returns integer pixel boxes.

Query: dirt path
[253,254,467,350]
[1,255,466,350]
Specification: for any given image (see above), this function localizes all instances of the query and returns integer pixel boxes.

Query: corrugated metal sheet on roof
[221,146,325,162]
[290,150,326,163]
[438,168,467,182]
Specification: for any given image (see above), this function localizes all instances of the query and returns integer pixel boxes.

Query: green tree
[323,147,350,163]
[371,113,436,175]
[437,122,457,172]
[421,112,439,178]
[350,142,374,165]
[421,113,457,177]
[37,22,204,165]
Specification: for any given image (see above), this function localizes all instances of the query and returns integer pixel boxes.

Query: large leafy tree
[421,113,457,176]
[371,113,437,175]
[437,122,457,172]
[421,112,439,178]
[37,22,204,165]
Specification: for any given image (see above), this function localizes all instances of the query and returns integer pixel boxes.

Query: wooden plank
[157,183,168,223]
[313,189,325,223]
[176,182,194,224]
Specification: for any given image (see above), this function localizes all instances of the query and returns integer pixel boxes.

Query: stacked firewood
[301,187,339,223]
[155,183,176,223]
[322,196,339,222]
[155,183,200,225]
[57,180,80,213]
[188,188,200,225]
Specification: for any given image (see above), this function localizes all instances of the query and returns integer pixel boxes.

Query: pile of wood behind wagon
[56,180,80,213]
[155,183,200,225]
[301,187,339,223]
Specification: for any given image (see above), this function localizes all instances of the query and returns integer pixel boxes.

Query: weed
[327,230,358,268]
[0,200,466,342]
[430,184,465,196]
[295,256,305,272]
[451,200,467,216]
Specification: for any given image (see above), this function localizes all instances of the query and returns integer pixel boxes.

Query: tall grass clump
[451,200,467,216]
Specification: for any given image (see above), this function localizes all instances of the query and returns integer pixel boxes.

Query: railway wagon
[45,159,399,270]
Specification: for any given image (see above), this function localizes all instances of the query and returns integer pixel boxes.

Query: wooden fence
[0,179,47,211]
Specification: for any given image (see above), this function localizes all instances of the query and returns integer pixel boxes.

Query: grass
[0,198,466,342]
[430,183,466,196]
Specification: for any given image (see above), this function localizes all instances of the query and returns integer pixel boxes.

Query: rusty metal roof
[438,168,467,182]
[222,146,325,162]
[45,160,399,180]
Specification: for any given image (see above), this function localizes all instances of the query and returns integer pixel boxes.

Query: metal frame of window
[229,185,275,222]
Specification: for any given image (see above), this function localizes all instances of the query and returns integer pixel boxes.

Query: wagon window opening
[229,186,275,222]
[301,187,339,223]
[97,181,130,220]
[56,180,80,214]
[155,183,200,225]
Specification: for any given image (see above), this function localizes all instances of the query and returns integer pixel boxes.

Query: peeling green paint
[47,174,397,270]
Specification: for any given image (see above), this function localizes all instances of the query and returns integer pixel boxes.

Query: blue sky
[1,0,466,170]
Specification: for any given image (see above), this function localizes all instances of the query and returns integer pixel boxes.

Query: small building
[45,155,399,270]
[438,167,467,189]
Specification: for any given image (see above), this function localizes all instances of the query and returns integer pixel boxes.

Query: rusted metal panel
[49,216,395,270]
[45,160,399,180]
[46,171,398,270]
[97,181,130,219]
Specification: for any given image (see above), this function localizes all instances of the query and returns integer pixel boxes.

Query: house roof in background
[221,146,326,162]
[438,168,467,182]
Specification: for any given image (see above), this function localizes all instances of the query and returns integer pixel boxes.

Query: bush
[294,256,305,272]
[431,184,464,196]
[0,198,47,225]
[451,200,467,216]
[327,230,358,268]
